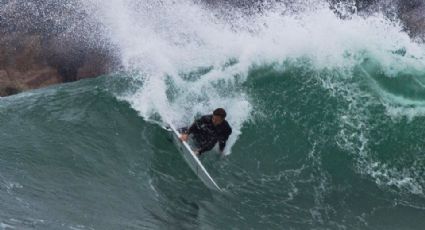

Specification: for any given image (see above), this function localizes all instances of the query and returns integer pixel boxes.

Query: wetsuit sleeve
[186,117,202,134]
[218,126,232,152]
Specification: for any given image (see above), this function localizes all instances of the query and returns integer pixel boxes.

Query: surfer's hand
[180,134,189,142]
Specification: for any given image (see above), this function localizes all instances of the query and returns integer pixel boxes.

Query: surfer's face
[212,115,224,126]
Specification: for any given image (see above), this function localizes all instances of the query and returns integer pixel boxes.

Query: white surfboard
[167,124,222,192]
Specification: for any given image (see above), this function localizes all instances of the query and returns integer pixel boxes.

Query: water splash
[81,0,425,191]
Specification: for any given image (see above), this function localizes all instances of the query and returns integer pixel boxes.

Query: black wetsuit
[185,115,232,155]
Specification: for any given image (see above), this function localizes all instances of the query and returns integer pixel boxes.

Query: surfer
[179,108,232,155]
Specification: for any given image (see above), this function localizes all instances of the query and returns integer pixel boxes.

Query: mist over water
[1,0,425,229]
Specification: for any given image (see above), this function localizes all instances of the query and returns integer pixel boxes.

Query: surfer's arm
[186,117,203,134]
[218,126,232,152]
[218,141,226,152]
[181,117,206,142]
[180,121,197,141]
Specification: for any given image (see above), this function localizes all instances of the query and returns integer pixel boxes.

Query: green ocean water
[1,56,425,229]
[2,0,425,229]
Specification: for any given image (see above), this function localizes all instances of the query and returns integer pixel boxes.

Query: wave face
[1,0,425,229]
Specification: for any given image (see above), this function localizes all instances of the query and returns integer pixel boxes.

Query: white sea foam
[81,0,425,192]
[0,222,15,229]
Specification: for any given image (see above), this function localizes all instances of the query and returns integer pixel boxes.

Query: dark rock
[0,0,119,97]
[0,86,20,97]
[0,31,119,96]
[400,4,425,41]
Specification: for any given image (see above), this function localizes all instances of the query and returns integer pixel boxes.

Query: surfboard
[167,124,222,192]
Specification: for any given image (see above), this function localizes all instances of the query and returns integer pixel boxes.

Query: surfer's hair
[213,108,226,118]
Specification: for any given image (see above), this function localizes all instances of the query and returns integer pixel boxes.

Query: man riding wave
[179,108,232,155]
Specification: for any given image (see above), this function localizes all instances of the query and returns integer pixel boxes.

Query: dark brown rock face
[0,33,118,96]
[0,1,120,97]
[0,34,58,96]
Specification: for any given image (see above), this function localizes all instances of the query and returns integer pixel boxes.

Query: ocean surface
[1,0,425,229]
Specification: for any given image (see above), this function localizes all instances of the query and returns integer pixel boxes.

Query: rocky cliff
[0,33,118,96]
[0,1,119,96]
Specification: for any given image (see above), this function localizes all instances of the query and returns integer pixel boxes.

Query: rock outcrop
[0,1,120,97]
[0,33,118,96]
[400,4,425,41]
[329,0,425,39]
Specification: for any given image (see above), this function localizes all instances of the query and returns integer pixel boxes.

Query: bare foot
[179,134,189,142]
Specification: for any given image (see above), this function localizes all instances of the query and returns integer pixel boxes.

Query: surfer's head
[212,108,226,125]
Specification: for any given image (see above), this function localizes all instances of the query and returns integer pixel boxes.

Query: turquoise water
[1,60,425,229]
[2,0,425,229]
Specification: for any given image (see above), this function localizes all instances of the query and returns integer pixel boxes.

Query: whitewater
[1,0,425,229]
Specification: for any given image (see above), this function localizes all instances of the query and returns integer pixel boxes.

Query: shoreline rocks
[0,33,119,96]
[0,0,120,97]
